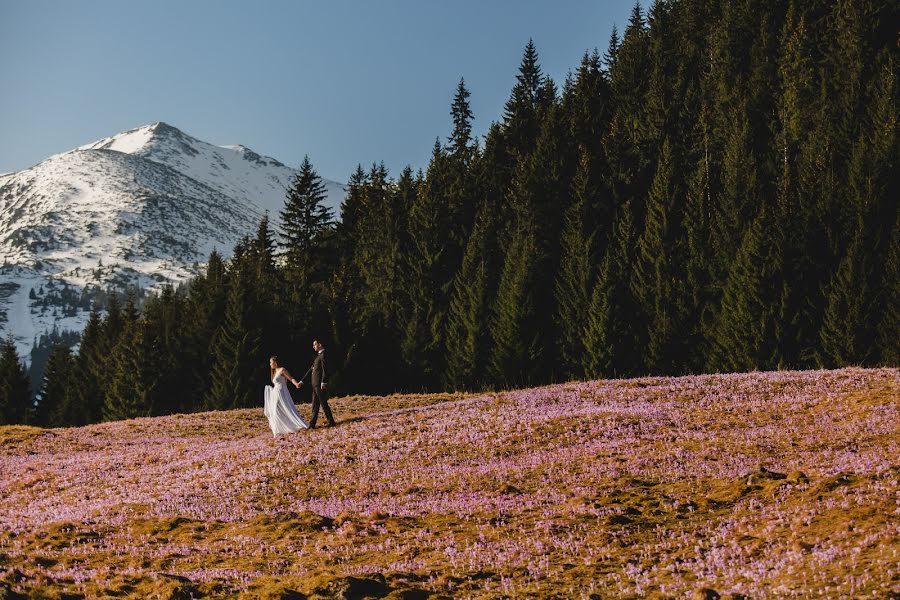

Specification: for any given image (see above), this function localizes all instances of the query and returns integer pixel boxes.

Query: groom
[296,340,335,428]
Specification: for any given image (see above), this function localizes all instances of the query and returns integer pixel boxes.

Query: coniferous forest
[1,0,897,427]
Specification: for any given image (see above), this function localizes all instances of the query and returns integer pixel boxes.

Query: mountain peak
[0,122,345,357]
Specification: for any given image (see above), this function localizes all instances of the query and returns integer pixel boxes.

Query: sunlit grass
[1,368,897,597]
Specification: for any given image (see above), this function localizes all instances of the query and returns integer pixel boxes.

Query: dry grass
[0,368,897,598]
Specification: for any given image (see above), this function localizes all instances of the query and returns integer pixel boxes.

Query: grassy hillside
[1,368,897,598]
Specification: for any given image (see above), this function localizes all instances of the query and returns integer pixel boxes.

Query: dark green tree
[443,204,499,391]
[488,219,541,388]
[71,307,105,424]
[583,201,638,379]
[0,336,31,425]
[36,341,74,427]
[204,249,263,410]
[631,138,690,373]
[554,150,596,380]
[103,319,149,421]
[708,205,782,373]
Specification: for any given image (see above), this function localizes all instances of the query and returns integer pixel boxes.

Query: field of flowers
[1,368,898,598]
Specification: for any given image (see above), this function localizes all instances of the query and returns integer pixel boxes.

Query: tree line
[1,0,897,427]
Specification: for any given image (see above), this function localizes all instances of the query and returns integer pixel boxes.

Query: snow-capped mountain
[0,122,345,360]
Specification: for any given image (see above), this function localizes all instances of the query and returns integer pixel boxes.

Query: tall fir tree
[553,150,596,380]
[708,205,782,373]
[204,248,263,410]
[0,336,31,425]
[631,138,690,373]
[36,341,74,427]
[443,204,499,391]
[71,307,105,424]
[583,201,638,379]
[182,250,228,411]
[396,166,443,390]
[104,319,150,422]
[503,39,546,160]
[488,218,541,388]
[280,156,334,340]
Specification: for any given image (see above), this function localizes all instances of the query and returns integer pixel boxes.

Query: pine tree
[36,341,74,427]
[280,156,334,304]
[818,219,875,366]
[446,80,481,273]
[503,39,546,159]
[710,104,760,284]
[554,150,596,380]
[683,109,715,369]
[631,138,689,373]
[0,336,31,425]
[204,251,263,410]
[443,204,499,391]
[182,250,228,411]
[140,285,187,415]
[603,24,620,72]
[103,291,124,349]
[103,319,149,421]
[583,201,638,378]
[449,77,474,162]
[488,220,541,388]
[71,307,105,424]
[603,1,651,216]
[396,166,443,390]
[708,205,781,373]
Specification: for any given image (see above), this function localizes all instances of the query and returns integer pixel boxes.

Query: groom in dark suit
[296,339,335,428]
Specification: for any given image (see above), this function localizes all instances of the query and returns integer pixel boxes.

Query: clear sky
[1,0,633,182]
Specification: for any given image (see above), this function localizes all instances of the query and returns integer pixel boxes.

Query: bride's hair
[269,355,278,381]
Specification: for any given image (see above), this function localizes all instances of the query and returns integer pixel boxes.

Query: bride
[263,356,309,436]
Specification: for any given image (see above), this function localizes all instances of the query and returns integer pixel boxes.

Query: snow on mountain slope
[0,123,345,360]
[77,122,345,217]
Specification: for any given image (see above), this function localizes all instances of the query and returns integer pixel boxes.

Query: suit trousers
[310,384,335,427]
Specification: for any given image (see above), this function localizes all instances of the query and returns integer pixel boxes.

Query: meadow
[1,368,897,598]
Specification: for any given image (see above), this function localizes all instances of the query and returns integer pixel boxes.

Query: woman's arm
[282,368,301,387]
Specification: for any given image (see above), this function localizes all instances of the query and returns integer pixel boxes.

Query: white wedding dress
[263,373,309,436]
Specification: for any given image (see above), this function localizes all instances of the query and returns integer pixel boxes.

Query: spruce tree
[503,39,545,159]
[37,341,74,427]
[709,104,760,284]
[71,307,105,424]
[708,205,781,373]
[583,201,638,379]
[553,150,596,380]
[443,204,498,391]
[397,166,443,390]
[104,319,149,421]
[140,285,186,415]
[0,336,31,425]
[448,77,474,162]
[818,221,875,367]
[183,250,228,411]
[683,110,715,369]
[204,252,263,410]
[631,139,689,373]
[488,220,541,388]
[280,157,334,323]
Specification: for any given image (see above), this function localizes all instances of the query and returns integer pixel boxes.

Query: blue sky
[1,0,633,182]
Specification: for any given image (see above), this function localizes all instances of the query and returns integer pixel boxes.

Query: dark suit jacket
[310,350,326,386]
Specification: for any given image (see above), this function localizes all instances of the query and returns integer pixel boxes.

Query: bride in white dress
[263,356,309,436]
